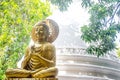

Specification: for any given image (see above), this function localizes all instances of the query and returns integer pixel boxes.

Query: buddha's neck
[36,41,47,44]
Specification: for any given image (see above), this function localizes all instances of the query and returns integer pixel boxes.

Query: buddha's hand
[30,45,42,54]
[30,45,35,53]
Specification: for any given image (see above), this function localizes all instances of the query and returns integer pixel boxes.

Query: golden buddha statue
[5,19,59,78]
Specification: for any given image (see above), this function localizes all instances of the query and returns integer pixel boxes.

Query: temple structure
[53,21,120,80]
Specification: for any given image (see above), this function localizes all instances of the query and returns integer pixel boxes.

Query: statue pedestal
[6,78,58,80]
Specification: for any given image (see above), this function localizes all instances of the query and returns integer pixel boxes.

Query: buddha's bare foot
[31,67,58,78]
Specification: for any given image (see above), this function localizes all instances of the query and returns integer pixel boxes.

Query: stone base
[6,78,58,80]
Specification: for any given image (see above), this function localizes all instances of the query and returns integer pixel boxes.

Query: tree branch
[104,2,120,27]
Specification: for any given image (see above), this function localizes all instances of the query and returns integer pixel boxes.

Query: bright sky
[49,0,90,26]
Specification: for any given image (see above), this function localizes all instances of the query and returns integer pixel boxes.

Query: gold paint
[5,20,58,78]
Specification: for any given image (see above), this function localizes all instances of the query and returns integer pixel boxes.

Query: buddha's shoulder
[44,42,55,49]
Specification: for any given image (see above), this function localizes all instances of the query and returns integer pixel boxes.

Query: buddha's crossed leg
[5,67,58,78]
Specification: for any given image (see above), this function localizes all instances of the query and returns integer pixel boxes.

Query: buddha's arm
[21,47,30,69]
[38,54,55,66]
[38,45,56,67]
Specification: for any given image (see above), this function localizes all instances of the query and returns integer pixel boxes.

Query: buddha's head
[32,22,49,43]
[31,19,59,43]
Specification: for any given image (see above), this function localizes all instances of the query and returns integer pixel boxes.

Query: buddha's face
[35,25,47,42]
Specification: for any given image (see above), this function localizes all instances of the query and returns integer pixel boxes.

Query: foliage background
[0,0,51,79]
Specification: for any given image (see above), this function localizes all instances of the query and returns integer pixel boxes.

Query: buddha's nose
[40,31,43,34]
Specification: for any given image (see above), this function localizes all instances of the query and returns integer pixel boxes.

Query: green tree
[50,0,120,57]
[0,0,51,79]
